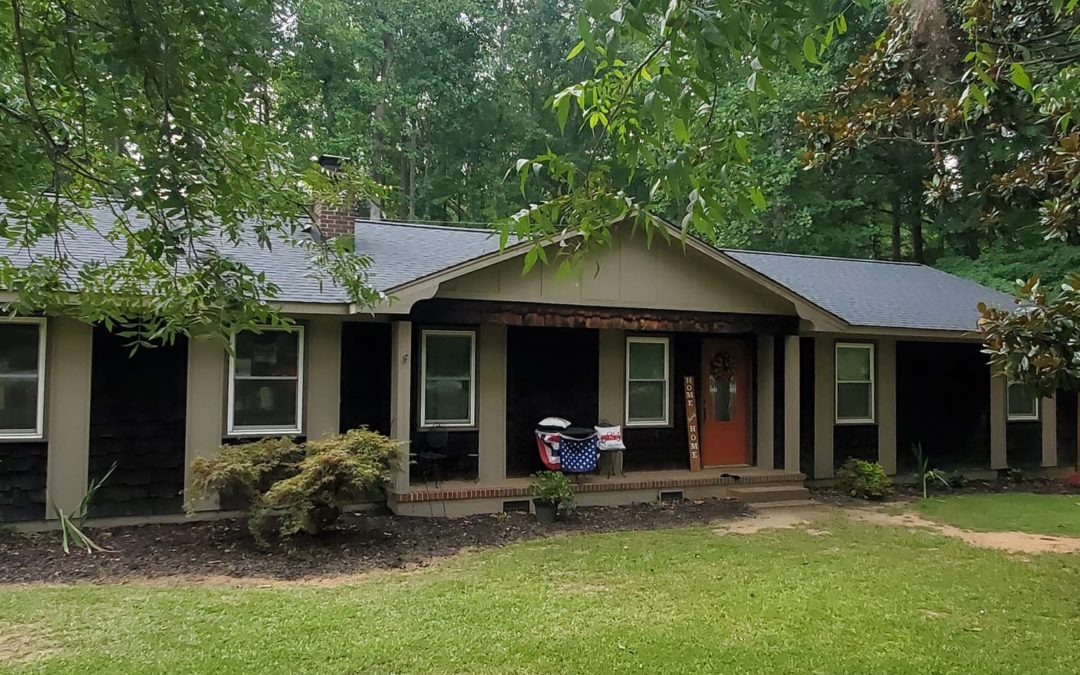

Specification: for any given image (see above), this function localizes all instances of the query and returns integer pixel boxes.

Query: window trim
[1007,384,1040,421]
[227,325,305,436]
[0,317,47,440]
[419,329,477,428]
[835,342,875,425]
[625,336,670,428]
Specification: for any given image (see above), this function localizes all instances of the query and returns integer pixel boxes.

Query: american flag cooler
[558,432,599,473]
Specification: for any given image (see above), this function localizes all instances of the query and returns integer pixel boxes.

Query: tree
[0,0,378,344]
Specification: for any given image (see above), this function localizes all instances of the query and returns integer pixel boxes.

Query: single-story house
[0,194,1069,524]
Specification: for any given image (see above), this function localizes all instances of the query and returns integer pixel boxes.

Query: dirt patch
[851,508,1080,554]
[0,623,59,665]
[0,498,748,587]
[714,506,825,534]
[812,480,1080,507]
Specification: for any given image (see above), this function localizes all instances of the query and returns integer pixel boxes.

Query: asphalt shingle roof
[723,249,1015,332]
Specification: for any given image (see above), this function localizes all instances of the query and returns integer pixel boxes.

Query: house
[0,196,1067,524]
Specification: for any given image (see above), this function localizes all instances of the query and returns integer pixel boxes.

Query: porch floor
[394,466,805,504]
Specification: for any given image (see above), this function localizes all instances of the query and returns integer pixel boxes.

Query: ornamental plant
[529,471,576,511]
[835,458,891,501]
[188,429,400,542]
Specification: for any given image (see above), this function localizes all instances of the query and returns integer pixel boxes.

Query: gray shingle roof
[354,219,511,291]
[723,249,1015,332]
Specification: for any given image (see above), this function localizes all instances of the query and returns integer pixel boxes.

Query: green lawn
[3,514,1080,673]
[909,493,1080,536]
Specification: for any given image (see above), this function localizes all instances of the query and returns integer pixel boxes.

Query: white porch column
[305,317,342,440]
[598,329,625,425]
[877,338,897,475]
[184,337,226,511]
[478,324,507,483]
[45,318,93,518]
[756,335,775,469]
[783,335,801,474]
[989,372,1008,470]
[1041,393,1058,467]
[390,320,412,492]
[813,336,835,479]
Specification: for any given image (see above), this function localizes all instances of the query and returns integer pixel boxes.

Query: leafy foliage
[529,470,576,510]
[836,458,891,500]
[188,430,400,542]
[53,462,116,554]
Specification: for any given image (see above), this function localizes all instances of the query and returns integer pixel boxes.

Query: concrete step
[729,485,811,504]
[748,499,820,510]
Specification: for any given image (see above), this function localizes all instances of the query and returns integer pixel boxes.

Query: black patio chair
[412,427,449,487]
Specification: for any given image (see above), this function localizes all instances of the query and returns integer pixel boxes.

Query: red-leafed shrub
[1064,473,1080,488]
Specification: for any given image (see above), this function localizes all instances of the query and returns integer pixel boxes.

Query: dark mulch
[0,498,748,585]
[812,478,1080,506]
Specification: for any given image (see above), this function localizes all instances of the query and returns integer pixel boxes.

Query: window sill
[0,433,44,442]
[418,425,477,432]
[227,428,303,437]
[624,421,672,429]
[834,419,876,426]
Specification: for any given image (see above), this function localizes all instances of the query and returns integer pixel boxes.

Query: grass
[3,514,1080,673]
[910,493,1080,536]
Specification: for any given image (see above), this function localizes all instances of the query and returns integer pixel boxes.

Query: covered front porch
[377,298,806,515]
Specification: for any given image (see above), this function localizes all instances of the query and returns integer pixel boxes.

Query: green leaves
[1010,62,1034,97]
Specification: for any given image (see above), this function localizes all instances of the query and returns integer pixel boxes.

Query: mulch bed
[812,478,1080,506]
[0,498,748,585]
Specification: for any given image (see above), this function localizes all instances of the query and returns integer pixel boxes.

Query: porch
[389,466,806,517]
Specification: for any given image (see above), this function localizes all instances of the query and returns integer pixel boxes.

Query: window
[626,336,670,426]
[835,343,875,424]
[421,330,475,427]
[228,327,304,435]
[0,319,46,438]
[1007,384,1040,421]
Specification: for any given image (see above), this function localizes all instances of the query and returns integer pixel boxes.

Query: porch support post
[598,329,625,425]
[45,318,93,518]
[783,335,801,474]
[390,320,412,492]
[1041,393,1058,467]
[305,317,341,440]
[989,371,1007,470]
[755,335,775,469]
[184,337,226,511]
[814,336,835,479]
[877,338,897,475]
[478,324,507,482]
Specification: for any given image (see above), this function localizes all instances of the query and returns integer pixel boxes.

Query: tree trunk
[890,192,903,261]
[910,199,924,263]
[407,119,417,220]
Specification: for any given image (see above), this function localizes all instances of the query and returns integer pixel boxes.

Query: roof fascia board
[804,326,983,342]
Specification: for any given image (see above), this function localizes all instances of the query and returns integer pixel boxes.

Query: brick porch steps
[395,470,806,504]
[729,485,812,504]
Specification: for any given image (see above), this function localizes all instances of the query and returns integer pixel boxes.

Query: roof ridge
[722,247,923,266]
[354,218,500,235]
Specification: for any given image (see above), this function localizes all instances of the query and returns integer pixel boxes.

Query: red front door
[700,339,751,466]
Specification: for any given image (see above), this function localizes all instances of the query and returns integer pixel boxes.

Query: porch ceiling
[408,299,799,334]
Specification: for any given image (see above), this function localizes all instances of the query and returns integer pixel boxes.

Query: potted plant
[529,471,575,523]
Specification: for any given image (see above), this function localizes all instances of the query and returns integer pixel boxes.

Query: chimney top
[317,154,346,172]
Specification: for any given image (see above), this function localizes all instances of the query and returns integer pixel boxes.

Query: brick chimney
[312,154,378,239]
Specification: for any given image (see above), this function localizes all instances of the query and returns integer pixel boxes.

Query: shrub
[529,471,576,510]
[1065,472,1080,488]
[835,458,891,500]
[188,429,401,542]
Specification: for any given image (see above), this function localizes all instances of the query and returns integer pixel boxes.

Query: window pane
[424,377,470,423]
[1008,385,1038,417]
[711,375,735,422]
[628,341,666,380]
[836,346,871,382]
[426,334,473,379]
[233,379,298,428]
[628,381,665,421]
[0,324,40,375]
[836,382,872,420]
[0,377,38,430]
[235,331,299,377]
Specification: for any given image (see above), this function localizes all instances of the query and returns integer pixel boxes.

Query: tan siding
[185,337,226,511]
[45,318,93,516]
[477,324,507,482]
[436,232,796,315]
[306,317,342,440]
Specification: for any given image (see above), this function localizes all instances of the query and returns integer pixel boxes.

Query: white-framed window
[420,329,476,427]
[626,336,670,426]
[228,326,304,435]
[0,318,46,439]
[835,342,875,424]
[1007,384,1040,421]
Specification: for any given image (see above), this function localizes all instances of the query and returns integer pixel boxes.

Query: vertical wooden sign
[684,375,702,472]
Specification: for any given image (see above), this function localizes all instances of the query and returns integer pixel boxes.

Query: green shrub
[835,458,891,500]
[188,429,401,542]
[529,471,576,510]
